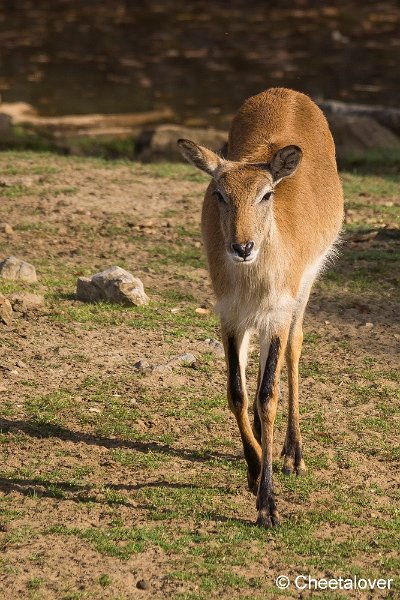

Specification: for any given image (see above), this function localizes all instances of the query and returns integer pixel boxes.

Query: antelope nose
[231,241,255,259]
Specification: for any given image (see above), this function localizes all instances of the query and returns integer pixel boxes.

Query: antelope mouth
[228,248,259,264]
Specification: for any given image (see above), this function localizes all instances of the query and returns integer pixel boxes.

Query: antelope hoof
[281,443,307,476]
[256,489,280,527]
[256,507,280,528]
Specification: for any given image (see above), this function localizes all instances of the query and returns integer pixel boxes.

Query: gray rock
[136,124,227,162]
[135,353,197,376]
[0,294,13,325]
[326,114,400,159]
[205,338,225,357]
[9,293,45,314]
[319,99,400,137]
[133,359,151,373]
[167,352,197,367]
[76,266,149,306]
[151,364,173,374]
[0,256,37,283]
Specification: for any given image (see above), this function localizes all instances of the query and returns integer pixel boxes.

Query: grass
[0,150,398,599]
[342,171,400,198]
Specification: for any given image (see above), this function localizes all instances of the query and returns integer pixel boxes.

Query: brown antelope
[178,88,343,527]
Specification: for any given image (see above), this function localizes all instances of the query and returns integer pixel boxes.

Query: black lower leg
[227,336,242,408]
[253,365,262,443]
[259,337,280,401]
[227,336,260,480]
[256,464,279,527]
[256,336,281,527]
[253,399,261,443]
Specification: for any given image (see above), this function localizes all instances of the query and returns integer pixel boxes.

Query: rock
[326,114,400,159]
[134,353,197,376]
[8,293,45,314]
[0,256,37,283]
[136,353,197,376]
[136,579,150,591]
[151,364,173,374]
[0,294,13,325]
[205,338,225,357]
[0,223,14,235]
[133,359,151,373]
[76,266,149,306]
[167,353,197,367]
[136,124,227,162]
[319,99,400,137]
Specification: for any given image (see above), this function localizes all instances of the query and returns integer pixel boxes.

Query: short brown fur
[178,88,343,527]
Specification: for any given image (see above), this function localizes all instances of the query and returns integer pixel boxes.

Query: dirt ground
[0,152,399,599]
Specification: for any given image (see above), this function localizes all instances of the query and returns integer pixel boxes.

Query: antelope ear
[177,139,222,176]
[269,145,302,183]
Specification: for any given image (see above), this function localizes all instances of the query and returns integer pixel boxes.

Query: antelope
[178,88,343,527]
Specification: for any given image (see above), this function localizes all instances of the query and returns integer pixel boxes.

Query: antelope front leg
[282,321,307,476]
[256,329,288,528]
[222,326,262,494]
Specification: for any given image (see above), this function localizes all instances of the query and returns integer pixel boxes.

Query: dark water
[0,0,399,126]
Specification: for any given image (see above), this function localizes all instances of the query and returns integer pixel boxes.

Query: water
[0,0,399,126]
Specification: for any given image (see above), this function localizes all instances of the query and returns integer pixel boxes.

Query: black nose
[231,241,255,259]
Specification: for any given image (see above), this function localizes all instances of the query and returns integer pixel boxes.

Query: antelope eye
[213,190,226,203]
[261,191,273,202]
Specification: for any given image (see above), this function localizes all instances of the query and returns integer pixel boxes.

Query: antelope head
[177,139,302,264]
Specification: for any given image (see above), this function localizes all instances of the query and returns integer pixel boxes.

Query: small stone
[151,364,173,374]
[0,294,13,325]
[205,338,224,357]
[365,322,374,329]
[167,353,197,367]
[133,359,150,373]
[76,266,149,306]
[9,293,44,314]
[136,579,150,590]
[0,256,37,283]
[0,223,14,235]
[88,407,101,414]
